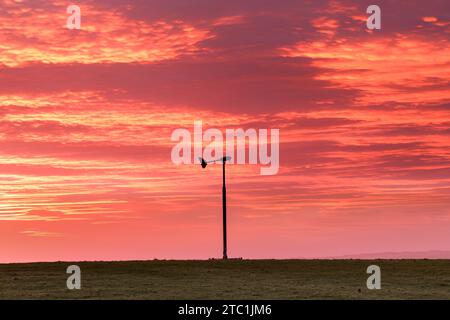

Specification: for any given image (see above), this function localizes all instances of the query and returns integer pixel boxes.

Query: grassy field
[0,259,449,299]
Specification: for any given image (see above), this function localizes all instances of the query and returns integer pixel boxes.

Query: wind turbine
[199,156,232,259]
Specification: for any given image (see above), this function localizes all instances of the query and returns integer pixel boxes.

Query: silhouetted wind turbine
[199,156,231,259]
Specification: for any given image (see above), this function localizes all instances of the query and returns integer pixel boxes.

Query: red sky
[0,0,449,262]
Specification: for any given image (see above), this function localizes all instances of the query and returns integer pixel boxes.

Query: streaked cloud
[0,0,212,67]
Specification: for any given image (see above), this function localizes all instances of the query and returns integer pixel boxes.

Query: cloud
[21,230,63,237]
[0,0,212,67]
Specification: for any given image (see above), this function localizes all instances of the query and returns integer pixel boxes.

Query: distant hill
[324,250,450,260]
